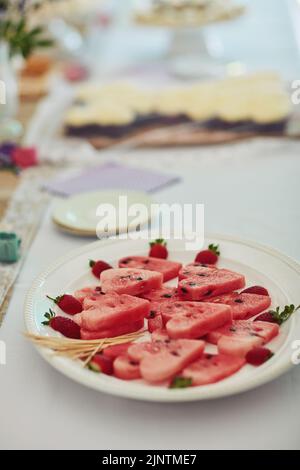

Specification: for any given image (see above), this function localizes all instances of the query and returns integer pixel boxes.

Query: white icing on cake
[65,73,290,128]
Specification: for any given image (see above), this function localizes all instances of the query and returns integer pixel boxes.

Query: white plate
[52,190,153,236]
[25,234,300,402]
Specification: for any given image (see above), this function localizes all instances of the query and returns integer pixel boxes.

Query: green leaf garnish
[150,238,167,247]
[269,304,300,325]
[41,308,55,325]
[169,377,192,389]
[208,244,220,256]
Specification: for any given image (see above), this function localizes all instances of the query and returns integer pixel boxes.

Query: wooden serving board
[87,127,286,150]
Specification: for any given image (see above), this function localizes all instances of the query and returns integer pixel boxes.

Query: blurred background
[0,0,299,222]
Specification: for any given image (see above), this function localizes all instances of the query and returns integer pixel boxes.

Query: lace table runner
[0,166,56,326]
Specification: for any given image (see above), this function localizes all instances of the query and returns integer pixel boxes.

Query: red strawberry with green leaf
[88,354,114,375]
[149,239,168,259]
[42,309,81,339]
[255,304,300,325]
[89,259,112,278]
[246,347,274,366]
[195,244,220,265]
[46,294,82,315]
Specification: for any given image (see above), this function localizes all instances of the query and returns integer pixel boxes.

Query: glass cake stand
[134,0,246,79]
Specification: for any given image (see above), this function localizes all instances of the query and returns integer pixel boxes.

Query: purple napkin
[43,162,180,197]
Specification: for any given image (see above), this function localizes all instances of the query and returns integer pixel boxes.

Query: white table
[1,139,300,449]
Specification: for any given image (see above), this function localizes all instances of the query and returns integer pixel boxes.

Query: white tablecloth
[1,139,300,449]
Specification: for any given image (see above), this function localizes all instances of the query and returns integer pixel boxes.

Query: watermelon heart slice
[142,286,180,303]
[80,318,144,340]
[207,319,279,357]
[74,292,149,331]
[137,339,205,383]
[179,263,217,280]
[147,312,164,333]
[103,342,132,360]
[100,268,163,296]
[119,256,182,282]
[113,354,141,380]
[203,292,271,319]
[151,328,170,342]
[164,302,232,339]
[181,353,245,386]
[178,267,245,301]
[73,286,99,303]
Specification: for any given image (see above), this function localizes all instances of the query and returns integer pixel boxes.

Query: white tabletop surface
[1,138,300,450]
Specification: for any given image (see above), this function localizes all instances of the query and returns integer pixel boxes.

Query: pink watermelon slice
[181,353,245,385]
[119,256,182,282]
[100,268,163,296]
[151,328,170,342]
[179,264,217,280]
[74,292,149,331]
[165,302,232,339]
[138,339,205,383]
[142,286,180,303]
[113,354,141,380]
[147,312,164,333]
[207,319,279,357]
[178,267,245,301]
[103,342,132,360]
[203,292,271,319]
[73,286,98,303]
[80,318,144,340]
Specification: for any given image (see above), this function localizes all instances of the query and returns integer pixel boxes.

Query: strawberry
[254,311,276,323]
[147,311,163,333]
[149,239,168,259]
[89,259,112,278]
[195,244,220,265]
[88,354,114,375]
[246,347,273,366]
[46,294,82,315]
[255,304,300,325]
[241,286,269,296]
[42,309,81,339]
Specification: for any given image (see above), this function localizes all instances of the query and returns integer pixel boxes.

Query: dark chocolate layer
[65,114,288,140]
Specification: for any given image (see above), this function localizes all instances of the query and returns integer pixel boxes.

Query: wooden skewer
[24,330,146,364]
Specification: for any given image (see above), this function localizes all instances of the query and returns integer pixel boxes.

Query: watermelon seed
[181,287,188,294]
[197,274,207,277]
[129,360,138,366]
[229,327,237,332]
[234,299,244,303]
[204,290,213,296]
[188,282,197,287]
[162,294,172,298]
[149,311,156,318]
[136,277,143,281]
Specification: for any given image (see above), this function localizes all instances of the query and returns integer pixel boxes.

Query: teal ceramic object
[0,232,21,263]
